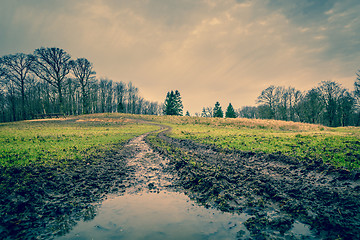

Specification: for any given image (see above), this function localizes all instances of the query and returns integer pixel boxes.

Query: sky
[1,0,360,114]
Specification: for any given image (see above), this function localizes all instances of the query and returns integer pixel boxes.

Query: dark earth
[0,122,359,239]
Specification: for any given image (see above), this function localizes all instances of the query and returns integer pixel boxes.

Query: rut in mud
[147,129,360,240]
[121,133,176,193]
[59,132,256,240]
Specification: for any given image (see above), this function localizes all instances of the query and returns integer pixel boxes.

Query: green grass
[137,115,360,170]
[2,113,359,170]
[0,114,159,167]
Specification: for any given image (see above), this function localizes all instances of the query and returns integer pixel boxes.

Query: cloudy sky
[1,0,360,114]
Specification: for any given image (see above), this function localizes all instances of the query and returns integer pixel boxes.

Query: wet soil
[0,128,174,240]
[120,133,176,193]
[0,145,130,239]
[146,129,360,239]
[1,122,360,239]
[58,134,253,239]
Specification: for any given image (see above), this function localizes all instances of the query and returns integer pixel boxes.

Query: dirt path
[121,132,176,193]
[0,126,177,240]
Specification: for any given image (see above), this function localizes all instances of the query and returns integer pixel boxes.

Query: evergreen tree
[225,103,237,118]
[213,101,223,118]
[356,70,360,98]
[163,90,183,115]
[174,90,183,115]
[185,111,190,116]
[163,91,174,115]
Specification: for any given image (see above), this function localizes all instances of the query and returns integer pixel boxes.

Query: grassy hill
[136,114,360,170]
[0,114,159,167]
[1,113,359,169]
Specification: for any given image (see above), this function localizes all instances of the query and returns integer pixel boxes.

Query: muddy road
[0,123,359,239]
[121,132,176,194]
[147,129,360,239]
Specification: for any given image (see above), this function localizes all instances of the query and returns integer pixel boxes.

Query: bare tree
[238,106,258,119]
[201,106,213,117]
[337,91,355,126]
[275,86,288,120]
[356,70,360,97]
[257,85,277,119]
[298,88,324,124]
[127,82,138,114]
[115,81,126,113]
[88,79,99,113]
[0,71,8,121]
[69,58,95,114]
[64,78,80,115]
[275,87,303,121]
[31,47,71,113]
[134,96,143,114]
[0,53,34,119]
[317,81,353,127]
[287,87,303,121]
[355,70,360,109]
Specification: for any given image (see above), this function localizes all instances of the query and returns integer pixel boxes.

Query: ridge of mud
[119,133,178,193]
[146,130,360,239]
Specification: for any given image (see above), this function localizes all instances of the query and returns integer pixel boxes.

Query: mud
[1,123,359,239]
[0,145,130,239]
[59,133,253,240]
[0,129,174,240]
[121,133,176,193]
[146,129,360,239]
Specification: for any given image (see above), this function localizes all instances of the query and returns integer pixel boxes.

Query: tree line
[200,78,360,127]
[199,102,237,118]
[163,90,183,116]
[1,46,359,127]
[0,47,161,122]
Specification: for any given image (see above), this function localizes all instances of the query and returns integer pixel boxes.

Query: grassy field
[1,113,359,169]
[0,114,159,167]
[137,114,360,170]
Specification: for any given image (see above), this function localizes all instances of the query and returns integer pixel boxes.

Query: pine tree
[185,111,190,116]
[213,101,223,118]
[163,91,174,115]
[174,90,183,115]
[355,70,360,101]
[163,90,183,115]
[225,103,237,118]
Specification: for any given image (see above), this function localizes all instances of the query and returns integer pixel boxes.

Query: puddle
[57,191,251,240]
[56,134,253,239]
[57,133,318,240]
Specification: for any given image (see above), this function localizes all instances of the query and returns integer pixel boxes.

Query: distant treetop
[225,103,237,118]
[213,101,223,118]
[163,90,183,116]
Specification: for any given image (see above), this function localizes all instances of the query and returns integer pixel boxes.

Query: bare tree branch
[0,53,34,119]
[31,47,71,113]
[69,58,96,114]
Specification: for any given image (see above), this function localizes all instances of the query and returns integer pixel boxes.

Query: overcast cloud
[1,0,359,114]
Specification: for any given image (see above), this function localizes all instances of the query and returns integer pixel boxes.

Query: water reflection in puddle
[57,191,251,240]
[57,134,317,240]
